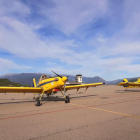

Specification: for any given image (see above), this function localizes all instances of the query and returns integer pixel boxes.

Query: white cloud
[0,17,75,59]
[40,0,108,35]
[46,67,77,75]
[0,58,31,71]
[116,64,140,73]
[0,0,30,17]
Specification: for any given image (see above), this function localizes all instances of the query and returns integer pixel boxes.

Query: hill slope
[0,78,24,87]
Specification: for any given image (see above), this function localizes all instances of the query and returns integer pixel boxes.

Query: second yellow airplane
[118,78,140,90]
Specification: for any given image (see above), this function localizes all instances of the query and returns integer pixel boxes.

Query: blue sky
[0,0,140,80]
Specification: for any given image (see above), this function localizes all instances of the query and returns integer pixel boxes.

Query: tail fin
[137,78,140,83]
[123,78,128,82]
[33,78,36,87]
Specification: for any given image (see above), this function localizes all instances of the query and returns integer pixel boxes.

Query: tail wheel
[65,96,70,103]
[35,97,40,106]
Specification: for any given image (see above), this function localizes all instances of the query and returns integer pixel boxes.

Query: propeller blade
[51,70,62,78]
[67,72,75,78]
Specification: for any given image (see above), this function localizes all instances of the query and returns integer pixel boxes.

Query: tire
[35,97,40,106]
[65,96,70,103]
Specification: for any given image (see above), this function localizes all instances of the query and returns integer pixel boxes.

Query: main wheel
[65,96,70,103]
[35,97,40,106]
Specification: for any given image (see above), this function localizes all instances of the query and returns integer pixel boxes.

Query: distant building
[76,74,82,83]
[66,74,83,86]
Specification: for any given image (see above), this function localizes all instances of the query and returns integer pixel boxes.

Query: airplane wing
[0,87,43,94]
[62,82,105,90]
[118,82,140,87]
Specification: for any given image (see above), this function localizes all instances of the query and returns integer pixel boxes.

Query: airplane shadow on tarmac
[0,94,98,105]
[115,89,140,93]
[0,100,35,105]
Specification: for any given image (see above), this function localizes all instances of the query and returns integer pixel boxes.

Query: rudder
[137,78,140,83]
[33,78,37,87]
[123,78,128,82]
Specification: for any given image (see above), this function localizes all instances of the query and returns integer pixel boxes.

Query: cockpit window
[40,75,48,81]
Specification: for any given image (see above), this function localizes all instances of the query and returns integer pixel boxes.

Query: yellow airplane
[118,78,140,90]
[0,71,105,106]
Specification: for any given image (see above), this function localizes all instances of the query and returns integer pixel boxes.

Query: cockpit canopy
[40,75,49,81]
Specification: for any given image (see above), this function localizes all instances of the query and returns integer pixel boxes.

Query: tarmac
[0,85,140,140]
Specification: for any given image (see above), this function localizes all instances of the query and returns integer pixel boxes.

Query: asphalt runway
[1,85,140,140]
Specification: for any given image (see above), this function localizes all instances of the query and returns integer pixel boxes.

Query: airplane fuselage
[36,76,67,94]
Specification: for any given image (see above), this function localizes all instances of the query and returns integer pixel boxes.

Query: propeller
[51,70,62,78]
[51,70,75,100]
[51,70,76,89]
[51,70,75,79]
[51,70,67,95]
[67,72,75,78]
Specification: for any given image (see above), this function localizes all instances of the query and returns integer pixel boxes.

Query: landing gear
[65,96,70,103]
[35,97,40,106]
[33,94,35,99]
[47,94,49,98]
[58,84,70,104]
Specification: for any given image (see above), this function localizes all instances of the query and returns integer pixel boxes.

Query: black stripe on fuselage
[37,80,56,87]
